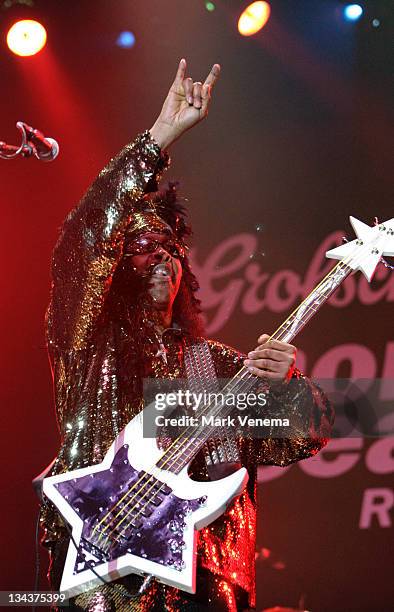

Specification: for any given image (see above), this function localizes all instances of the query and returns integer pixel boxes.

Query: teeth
[152,264,171,277]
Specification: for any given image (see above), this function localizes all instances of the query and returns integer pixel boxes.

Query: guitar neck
[158,260,353,474]
[270,260,353,343]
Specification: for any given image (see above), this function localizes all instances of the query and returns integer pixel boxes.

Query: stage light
[116,31,136,48]
[238,2,271,37]
[343,4,363,22]
[6,19,47,56]
[205,1,215,11]
[372,18,380,28]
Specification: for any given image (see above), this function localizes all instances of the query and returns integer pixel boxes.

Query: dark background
[1,1,393,610]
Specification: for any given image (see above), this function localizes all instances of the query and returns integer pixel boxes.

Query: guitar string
[104,372,263,542]
[97,234,386,542]
[97,257,353,543]
[92,342,235,541]
[96,255,356,543]
[96,256,355,542]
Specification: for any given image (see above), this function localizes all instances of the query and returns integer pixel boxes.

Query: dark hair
[108,249,204,338]
[110,179,203,331]
[104,252,204,396]
[104,182,205,393]
[141,181,192,243]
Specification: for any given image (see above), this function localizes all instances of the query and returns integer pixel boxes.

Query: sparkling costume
[40,132,334,611]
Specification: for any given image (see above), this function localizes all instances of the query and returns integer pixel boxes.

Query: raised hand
[149,58,221,150]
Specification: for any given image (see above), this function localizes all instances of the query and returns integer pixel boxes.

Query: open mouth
[151,263,172,279]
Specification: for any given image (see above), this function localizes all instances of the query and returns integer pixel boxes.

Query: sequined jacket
[41,132,333,611]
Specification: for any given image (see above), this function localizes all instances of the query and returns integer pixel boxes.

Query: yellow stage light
[238,1,271,36]
[7,19,47,57]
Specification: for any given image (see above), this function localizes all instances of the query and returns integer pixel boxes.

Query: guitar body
[43,403,248,600]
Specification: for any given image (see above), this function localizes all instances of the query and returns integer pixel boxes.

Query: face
[124,232,183,310]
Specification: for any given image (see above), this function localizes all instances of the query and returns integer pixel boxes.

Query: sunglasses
[123,237,185,259]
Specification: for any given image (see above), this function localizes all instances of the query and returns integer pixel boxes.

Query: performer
[40,59,333,611]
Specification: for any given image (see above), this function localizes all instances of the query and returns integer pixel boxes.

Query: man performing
[40,59,333,611]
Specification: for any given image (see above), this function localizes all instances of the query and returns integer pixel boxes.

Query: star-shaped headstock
[326,217,394,281]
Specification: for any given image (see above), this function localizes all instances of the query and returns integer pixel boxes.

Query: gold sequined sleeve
[249,370,334,466]
[207,339,334,466]
[46,131,169,353]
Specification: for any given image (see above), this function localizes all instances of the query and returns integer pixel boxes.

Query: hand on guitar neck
[244,333,296,385]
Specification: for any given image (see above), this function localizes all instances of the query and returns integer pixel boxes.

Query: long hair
[105,183,205,394]
[108,250,205,339]
[106,252,204,397]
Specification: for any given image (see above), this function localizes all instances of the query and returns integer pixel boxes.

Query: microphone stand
[0,121,35,159]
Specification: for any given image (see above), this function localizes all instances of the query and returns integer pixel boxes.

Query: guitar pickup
[150,495,163,506]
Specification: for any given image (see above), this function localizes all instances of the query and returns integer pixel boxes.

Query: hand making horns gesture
[150,58,221,150]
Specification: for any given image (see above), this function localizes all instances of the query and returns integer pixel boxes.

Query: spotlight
[116,31,136,48]
[238,2,271,37]
[343,4,363,22]
[205,1,216,11]
[6,19,47,56]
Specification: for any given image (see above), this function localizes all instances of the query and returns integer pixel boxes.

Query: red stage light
[6,19,47,57]
[238,1,271,37]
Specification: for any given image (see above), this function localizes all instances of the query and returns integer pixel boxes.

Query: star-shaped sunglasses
[123,236,185,259]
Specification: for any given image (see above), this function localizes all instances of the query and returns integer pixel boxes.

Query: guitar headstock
[326,217,394,281]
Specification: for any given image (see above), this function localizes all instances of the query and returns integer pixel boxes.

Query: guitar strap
[184,339,241,480]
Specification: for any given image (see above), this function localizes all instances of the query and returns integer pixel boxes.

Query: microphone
[16,121,60,161]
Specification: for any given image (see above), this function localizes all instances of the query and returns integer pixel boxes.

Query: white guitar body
[43,400,248,600]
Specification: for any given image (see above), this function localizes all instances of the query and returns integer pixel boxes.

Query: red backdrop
[1,1,392,610]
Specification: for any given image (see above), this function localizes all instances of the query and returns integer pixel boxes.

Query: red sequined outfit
[40,132,333,611]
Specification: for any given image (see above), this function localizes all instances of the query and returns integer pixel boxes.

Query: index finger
[203,63,221,90]
[257,338,296,352]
